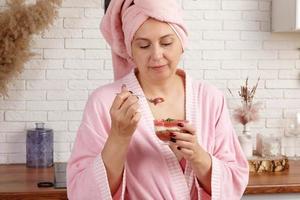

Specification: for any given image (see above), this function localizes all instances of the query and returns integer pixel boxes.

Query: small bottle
[26,122,53,168]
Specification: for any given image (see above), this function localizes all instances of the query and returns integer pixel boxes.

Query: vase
[26,122,53,168]
[238,124,253,158]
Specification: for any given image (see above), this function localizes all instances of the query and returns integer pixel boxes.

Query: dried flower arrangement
[228,77,261,126]
[0,0,62,97]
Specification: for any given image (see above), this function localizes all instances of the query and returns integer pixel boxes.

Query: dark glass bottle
[26,122,53,168]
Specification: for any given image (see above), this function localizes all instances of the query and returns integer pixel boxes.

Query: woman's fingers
[177,122,196,135]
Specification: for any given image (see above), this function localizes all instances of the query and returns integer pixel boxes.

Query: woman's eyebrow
[134,34,175,41]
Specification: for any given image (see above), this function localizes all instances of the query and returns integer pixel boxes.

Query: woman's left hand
[169,122,205,164]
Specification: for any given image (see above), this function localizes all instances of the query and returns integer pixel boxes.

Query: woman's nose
[151,46,163,61]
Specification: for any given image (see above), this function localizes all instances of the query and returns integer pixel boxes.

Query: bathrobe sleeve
[67,90,126,200]
[194,90,249,200]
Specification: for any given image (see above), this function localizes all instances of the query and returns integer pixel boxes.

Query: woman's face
[131,18,183,82]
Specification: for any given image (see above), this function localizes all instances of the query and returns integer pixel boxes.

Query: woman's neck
[136,71,184,100]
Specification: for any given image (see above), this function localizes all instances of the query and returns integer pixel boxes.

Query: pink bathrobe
[67,69,249,200]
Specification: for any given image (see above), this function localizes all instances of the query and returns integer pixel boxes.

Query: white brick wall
[0,0,299,164]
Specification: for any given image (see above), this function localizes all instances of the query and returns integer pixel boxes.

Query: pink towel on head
[100,0,188,80]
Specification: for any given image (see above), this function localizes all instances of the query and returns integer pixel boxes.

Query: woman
[67,0,249,199]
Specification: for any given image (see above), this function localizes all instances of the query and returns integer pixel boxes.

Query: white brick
[279,70,300,79]
[53,131,70,142]
[104,60,112,69]
[0,111,4,121]
[88,70,114,79]
[19,70,45,80]
[44,122,68,132]
[64,18,100,28]
[47,91,88,100]
[183,10,204,20]
[222,1,258,10]
[69,121,81,131]
[31,48,43,59]
[59,8,84,18]
[240,70,278,79]
[279,51,300,59]
[69,80,111,90]
[54,152,70,162]
[43,29,82,39]
[65,39,106,49]
[283,109,300,118]
[205,11,241,20]
[5,91,45,101]
[266,119,284,128]
[186,21,222,31]
[62,0,101,7]
[242,11,270,21]
[6,132,26,143]
[5,111,47,121]
[0,154,7,164]
[32,39,64,49]
[189,40,224,50]
[226,41,261,50]
[264,41,300,50]
[8,153,26,164]
[242,50,277,59]
[44,49,84,59]
[7,80,25,90]
[258,60,295,69]
[284,90,300,98]
[48,111,83,121]
[83,29,103,39]
[228,80,264,89]
[185,70,204,79]
[85,8,104,18]
[224,21,259,31]
[85,50,111,59]
[51,19,64,29]
[0,101,25,110]
[266,80,299,89]
[54,143,70,152]
[260,109,282,118]
[297,60,300,69]
[203,50,240,60]
[27,101,67,111]
[188,31,203,40]
[266,99,300,108]
[203,31,240,40]
[241,31,271,40]
[255,89,283,99]
[0,133,5,142]
[259,1,271,11]
[205,70,240,80]
[46,70,87,80]
[206,80,227,89]
[0,122,25,132]
[222,60,257,69]
[183,0,220,10]
[24,59,64,69]
[184,60,220,70]
[64,59,103,69]
[68,101,86,110]
[182,50,202,60]
[27,80,67,90]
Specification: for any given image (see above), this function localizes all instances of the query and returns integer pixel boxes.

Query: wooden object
[248,156,289,173]
[0,164,67,200]
[1,161,300,197]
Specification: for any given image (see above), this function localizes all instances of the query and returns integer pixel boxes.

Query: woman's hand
[169,122,206,164]
[109,84,141,139]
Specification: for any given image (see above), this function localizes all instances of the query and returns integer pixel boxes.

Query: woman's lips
[149,64,167,71]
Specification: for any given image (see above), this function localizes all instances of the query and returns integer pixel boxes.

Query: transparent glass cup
[283,118,300,159]
[153,119,188,144]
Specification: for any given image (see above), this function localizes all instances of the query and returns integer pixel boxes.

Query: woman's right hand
[109,84,141,139]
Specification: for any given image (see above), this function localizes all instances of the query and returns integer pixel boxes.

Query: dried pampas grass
[0,0,62,97]
[229,77,262,125]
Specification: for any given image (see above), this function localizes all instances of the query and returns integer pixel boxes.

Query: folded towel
[100,0,188,80]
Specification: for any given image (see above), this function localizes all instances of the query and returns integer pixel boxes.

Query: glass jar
[256,133,281,157]
[26,122,53,168]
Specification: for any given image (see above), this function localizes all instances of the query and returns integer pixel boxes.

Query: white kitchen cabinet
[272,0,300,32]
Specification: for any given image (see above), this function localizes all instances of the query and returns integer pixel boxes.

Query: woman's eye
[162,43,172,46]
[139,45,150,49]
